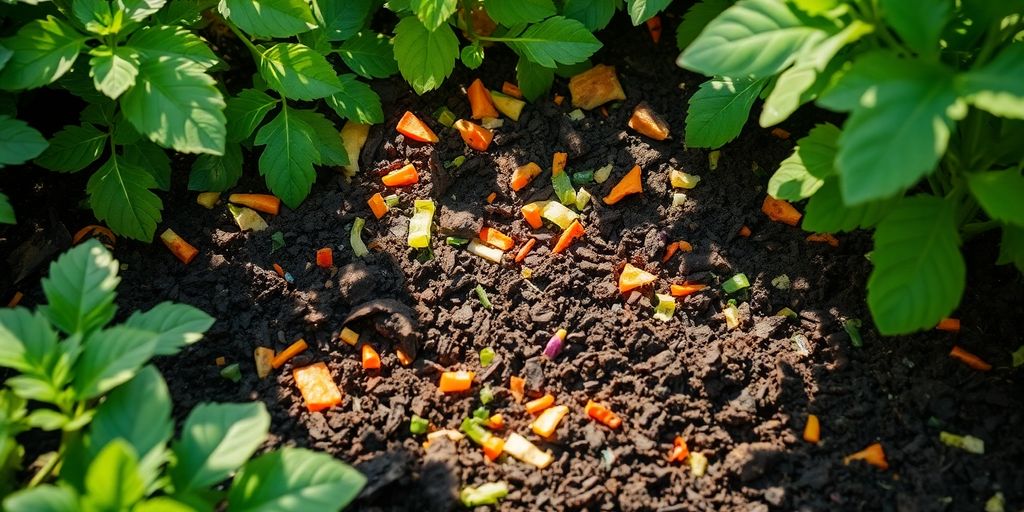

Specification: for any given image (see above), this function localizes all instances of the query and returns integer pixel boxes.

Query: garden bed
[4,11,1023,512]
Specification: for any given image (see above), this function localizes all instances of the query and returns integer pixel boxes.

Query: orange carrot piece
[646,15,662,44]
[524,393,554,414]
[552,152,568,176]
[7,291,23,308]
[273,263,285,278]
[600,106,609,118]
[160,229,198,264]
[515,238,537,263]
[803,414,820,443]
[468,78,500,119]
[670,283,707,297]
[502,81,523,99]
[668,436,689,462]
[553,94,565,106]
[510,162,541,191]
[678,241,693,252]
[936,318,960,332]
[531,405,569,438]
[585,400,622,429]
[843,442,888,470]
[482,436,505,461]
[228,194,280,215]
[628,102,670,141]
[368,192,388,219]
[510,376,526,403]
[662,241,680,263]
[293,362,343,412]
[271,339,308,369]
[949,345,992,371]
[396,347,414,366]
[762,195,802,226]
[72,225,116,247]
[382,163,419,187]
[619,263,656,293]
[215,356,226,366]
[771,127,791,140]
[396,111,439,143]
[521,203,544,229]
[453,119,493,151]
[480,226,514,251]
[485,414,505,430]
[738,225,752,237]
[361,344,381,370]
[806,233,839,247]
[438,370,475,393]
[603,165,643,205]
[486,192,497,204]
[316,248,333,268]
[553,220,584,254]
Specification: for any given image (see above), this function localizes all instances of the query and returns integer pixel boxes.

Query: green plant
[0,113,48,224]
[0,240,366,509]
[676,0,1024,334]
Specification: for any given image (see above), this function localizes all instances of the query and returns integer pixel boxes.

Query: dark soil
[3,9,1024,512]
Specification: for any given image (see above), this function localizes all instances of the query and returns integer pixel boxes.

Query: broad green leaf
[627,0,672,25]
[768,122,839,200]
[0,192,13,224]
[189,143,243,191]
[85,440,145,510]
[292,109,348,166]
[676,0,733,51]
[258,43,343,100]
[35,124,107,173]
[0,44,11,72]
[562,0,617,31]
[485,0,556,25]
[3,485,79,512]
[39,240,119,335]
[685,77,765,148]
[124,302,214,356]
[225,89,278,142]
[338,31,399,79]
[154,0,210,25]
[86,155,163,241]
[5,375,61,403]
[677,0,829,79]
[126,25,219,70]
[0,17,86,90]
[878,0,950,56]
[461,44,484,69]
[72,326,158,399]
[315,0,374,41]
[255,106,318,208]
[966,170,1024,226]
[868,196,964,335]
[218,0,316,37]
[227,448,366,511]
[554,59,591,78]
[74,0,119,35]
[89,46,140,100]
[123,140,171,190]
[170,403,270,494]
[134,498,199,512]
[959,45,1024,120]
[0,308,58,374]
[0,115,47,166]
[393,16,458,94]
[997,224,1024,273]
[326,74,384,124]
[119,0,169,22]
[80,102,116,126]
[803,178,897,232]
[516,56,554,101]
[790,0,838,16]
[26,409,70,430]
[506,16,602,68]
[410,0,457,31]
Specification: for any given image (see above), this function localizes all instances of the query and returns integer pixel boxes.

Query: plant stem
[223,18,264,59]
[27,445,63,488]
[962,220,999,236]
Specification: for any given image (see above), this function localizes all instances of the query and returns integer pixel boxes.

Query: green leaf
[0,115,47,166]
[326,74,384,125]
[3,485,79,512]
[878,0,950,56]
[255,106,318,209]
[227,448,366,511]
[26,409,70,431]
[790,0,838,16]
[5,375,61,403]
[485,0,556,25]
[225,89,278,142]
[39,239,120,335]
[868,196,964,335]
[677,0,828,79]
[315,0,374,41]
[461,44,484,69]
[74,0,118,35]
[627,0,672,25]
[169,403,270,494]
[89,46,140,100]
[189,143,243,191]
[685,76,765,148]
[0,192,13,224]
[292,109,348,166]
[410,0,457,31]
[338,31,399,79]
[35,124,107,173]
[85,440,145,510]
[0,16,86,90]
[119,0,169,22]
[72,326,158,399]
[393,16,458,94]
[86,154,163,242]
[258,43,344,100]
[803,178,897,232]
[676,0,734,51]
[123,140,172,190]
[0,308,58,373]
[997,224,1024,273]
[0,44,11,73]
[966,170,1024,226]
[134,498,198,512]
[959,44,1024,120]
[768,122,839,200]
[126,25,220,70]
[516,55,554,101]
[124,302,214,356]
[121,57,226,155]
[562,0,617,31]
[218,0,316,37]
[506,16,602,68]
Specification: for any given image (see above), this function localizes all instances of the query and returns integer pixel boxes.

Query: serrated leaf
[123,140,171,190]
[959,45,1024,120]
[879,0,950,56]
[0,16,86,90]
[85,440,145,510]
[326,74,383,124]
[89,46,140,100]
[315,0,374,41]
[803,178,897,232]
[39,239,120,336]
[126,25,220,70]
[506,16,602,68]
[338,31,399,79]
[393,16,458,94]
[676,0,733,51]
[86,155,163,241]
[189,143,243,191]
[3,485,78,512]
[255,106,318,209]
[485,0,556,25]
[410,0,457,31]
[170,403,270,494]
[678,0,829,79]
[0,308,58,374]
[0,115,47,166]
[868,196,964,335]
[0,192,13,224]
[516,56,554,101]
[258,43,343,100]
[561,0,616,31]
[218,0,316,38]
[72,326,158,399]
[74,0,118,35]
[627,0,672,25]
[768,122,839,200]
[685,76,765,148]
[966,170,1024,226]
[289,109,348,166]
[225,89,278,142]
[997,224,1024,273]
[124,302,214,356]
[119,0,169,22]
[461,44,484,69]
[227,448,366,511]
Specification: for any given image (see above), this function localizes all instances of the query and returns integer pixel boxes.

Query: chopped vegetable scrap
[220,363,241,383]
[503,433,553,468]
[553,94,564,106]
[567,108,585,121]
[361,344,381,370]
[454,119,493,151]
[316,248,333,268]
[340,120,369,176]
[293,362,343,412]
[939,431,984,454]
[530,405,569,438]
[553,220,585,254]
[382,163,419,187]
[653,293,675,321]
[272,263,285,278]
[645,15,662,43]
[501,81,522,99]
[525,393,555,414]
[843,442,888,470]
[670,283,706,298]
[228,193,280,215]
[806,233,840,247]
[446,236,469,246]
[510,376,526,404]
[475,284,493,309]
[723,303,741,330]
[196,192,220,209]
[603,165,643,205]
[72,224,117,247]
[511,162,542,191]
[461,417,505,460]
[434,106,456,127]
[460,482,509,507]
[1013,346,1024,368]
[618,263,657,293]
[515,238,537,263]
[439,371,475,393]
[594,164,613,183]
[271,339,308,369]
[368,192,388,219]
[572,170,593,186]
[668,436,689,463]
[410,415,429,435]
[521,202,545,229]
[662,240,693,262]
[672,192,687,207]
[408,200,435,248]
[949,345,992,371]
[762,195,802,226]
[396,111,439,143]
[160,228,198,264]
[669,170,700,189]
[479,347,495,367]
[803,414,820,443]
[215,356,226,367]
[6,291,23,308]
[723,273,751,294]
[936,317,960,332]
[575,188,592,210]
[485,192,497,204]
[479,227,514,250]
[541,201,578,230]
[467,239,504,263]
[543,328,567,359]
[485,414,504,430]
[481,117,503,130]
[552,167,576,206]
[254,347,274,379]
[228,204,268,232]
[351,217,369,257]
[490,90,526,121]
[771,274,791,290]
[843,319,864,347]
[569,64,627,110]
[585,400,622,429]
[689,452,709,476]
[709,150,721,170]
[628,102,670,140]
[468,78,499,119]
[738,225,752,237]
[771,127,791,139]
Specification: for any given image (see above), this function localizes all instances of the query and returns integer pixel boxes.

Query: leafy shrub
[0,240,365,509]
[676,0,1024,334]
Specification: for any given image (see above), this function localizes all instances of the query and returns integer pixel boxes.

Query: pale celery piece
[939,431,985,454]
[228,204,268,232]
[672,192,687,207]
[408,199,435,248]
[670,169,701,189]
[467,239,503,263]
[724,303,740,329]
[541,201,579,229]
[594,164,613,183]
[709,150,721,170]
[351,217,369,257]
[575,188,592,210]
[653,293,676,321]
